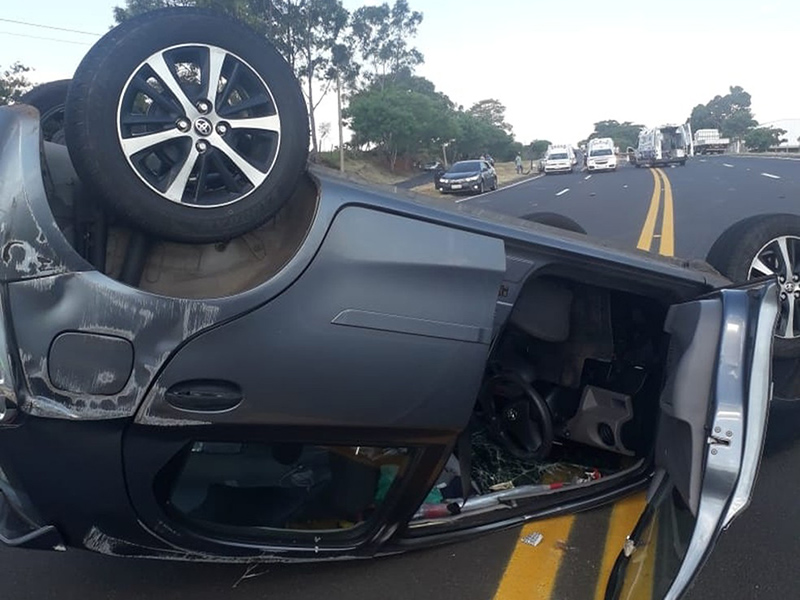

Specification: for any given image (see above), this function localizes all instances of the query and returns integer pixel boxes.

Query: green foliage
[349,0,424,87]
[528,139,551,159]
[113,0,246,22]
[744,127,787,152]
[0,62,32,106]
[468,99,512,134]
[451,111,516,161]
[586,120,642,152]
[346,81,456,170]
[689,86,757,139]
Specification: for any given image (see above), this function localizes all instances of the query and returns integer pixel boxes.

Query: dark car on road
[2,8,800,600]
[436,159,498,195]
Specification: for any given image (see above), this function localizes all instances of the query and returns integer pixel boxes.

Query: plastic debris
[489,481,515,491]
[521,532,543,547]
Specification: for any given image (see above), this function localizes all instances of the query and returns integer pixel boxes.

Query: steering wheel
[479,372,555,461]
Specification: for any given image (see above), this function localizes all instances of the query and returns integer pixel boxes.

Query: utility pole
[337,72,345,172]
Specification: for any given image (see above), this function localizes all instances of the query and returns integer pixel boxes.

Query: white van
[543,145,574,174]
[586,138,617,172]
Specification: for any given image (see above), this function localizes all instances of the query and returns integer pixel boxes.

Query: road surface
[4,154,800,600]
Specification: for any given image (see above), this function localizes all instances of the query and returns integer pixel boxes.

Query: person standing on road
[515,153,523,174]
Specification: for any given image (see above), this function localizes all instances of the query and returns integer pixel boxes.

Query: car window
[449,161,482,173]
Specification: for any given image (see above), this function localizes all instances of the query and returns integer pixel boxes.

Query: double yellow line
[636,168,675,257]
[492,493,649,600]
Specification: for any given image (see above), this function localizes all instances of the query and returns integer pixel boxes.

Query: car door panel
[120,206,506,557]
[134,206,506,430]
[604,283,778,599]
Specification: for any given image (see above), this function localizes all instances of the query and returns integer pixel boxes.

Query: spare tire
[20,79,70,144]
[65,8,309,243]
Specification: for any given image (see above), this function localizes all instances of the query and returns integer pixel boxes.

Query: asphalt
[5,154,800,600]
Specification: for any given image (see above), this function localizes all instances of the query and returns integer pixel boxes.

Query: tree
[346,82,455,170]
[689,86,757,139]
[0,62,32,106]
[319,121,331,148]
[450,111,516,161]
[292,0,349,154]
[114,0,242,22]
[349,0,423,88]
[529,139,551,160]
[468,99,512,134]
[744,127,787,152]
[586,120,643,152]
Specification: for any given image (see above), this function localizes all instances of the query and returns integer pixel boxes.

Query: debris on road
[521,532,544,547]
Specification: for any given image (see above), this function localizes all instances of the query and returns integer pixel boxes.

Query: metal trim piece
[331,309,491,344]
[660,286,777,600]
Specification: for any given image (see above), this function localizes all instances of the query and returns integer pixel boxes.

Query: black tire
[519,212,586,234]
[706,214,800,358]
[20,79,70,145]
[64,8,309,244]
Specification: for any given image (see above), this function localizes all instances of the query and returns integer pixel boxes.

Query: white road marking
[700,159,707,162]
[555,188,570,197]
[584,175,592,180]
[456,174,544,203]
[723,163,734,168]
[761,172,781,180]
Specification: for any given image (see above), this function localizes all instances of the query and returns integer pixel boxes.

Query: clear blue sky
[2,0,798,144]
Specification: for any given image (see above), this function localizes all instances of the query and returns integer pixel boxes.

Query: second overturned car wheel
[65,8,309,243]
[707,214,800,358]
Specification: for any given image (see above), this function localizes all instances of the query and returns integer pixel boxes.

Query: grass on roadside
[316,151,413,186]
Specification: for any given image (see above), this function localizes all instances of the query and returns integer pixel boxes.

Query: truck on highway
[629,123,693,168]
[693,128,730,155]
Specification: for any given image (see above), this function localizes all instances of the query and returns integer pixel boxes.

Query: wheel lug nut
[176,118,190,132]
[216,122,228,135]
[196,140,209,153]
[779,276,786,283]
[781,292,788,300]
[794,275,799,282]
[197,100,211,114]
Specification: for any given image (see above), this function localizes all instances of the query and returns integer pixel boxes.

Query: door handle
[165,380,243,412]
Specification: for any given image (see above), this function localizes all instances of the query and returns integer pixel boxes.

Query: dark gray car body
[0,105,784,599]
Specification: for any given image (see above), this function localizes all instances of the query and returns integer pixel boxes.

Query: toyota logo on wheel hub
[194,118,213,136]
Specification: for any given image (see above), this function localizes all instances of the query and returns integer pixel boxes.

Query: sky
[2,0,799,146]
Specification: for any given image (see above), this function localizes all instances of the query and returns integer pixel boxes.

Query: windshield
[590,148,613,157]
[548,153,568,160]
[448,161,481,173]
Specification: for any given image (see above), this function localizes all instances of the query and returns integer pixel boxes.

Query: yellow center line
[657,168,674,257]
[636,169,662,252]
[593,492,648,600]
[618,511,659,600]
[493,514,575,600]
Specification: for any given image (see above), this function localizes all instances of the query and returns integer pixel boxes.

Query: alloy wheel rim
[748,235,800,339]
[116,43,282,208]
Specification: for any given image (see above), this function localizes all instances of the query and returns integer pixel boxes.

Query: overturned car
[0,8,795,600]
